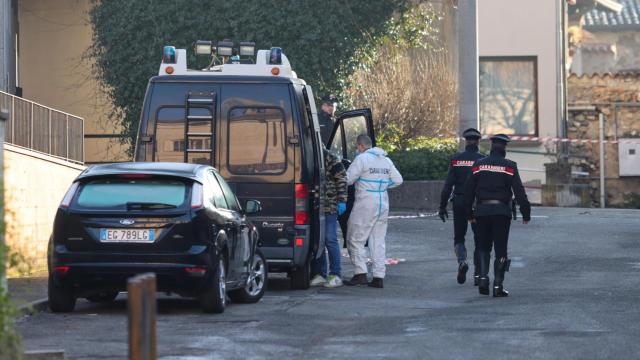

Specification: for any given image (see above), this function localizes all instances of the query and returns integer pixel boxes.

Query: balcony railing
[0,91,84,164]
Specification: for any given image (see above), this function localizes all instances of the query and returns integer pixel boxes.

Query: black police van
[134,43,375,289]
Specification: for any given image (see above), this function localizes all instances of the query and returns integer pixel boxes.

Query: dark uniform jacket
[440,145,485,209]
[463,150,531,221]
[323,148,348,214]
[318,111,334,145]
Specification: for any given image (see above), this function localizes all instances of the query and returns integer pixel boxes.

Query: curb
[24,350,66,360]
[19,298,49,315]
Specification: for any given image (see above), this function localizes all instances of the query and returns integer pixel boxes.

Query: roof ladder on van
[184,92,216,164]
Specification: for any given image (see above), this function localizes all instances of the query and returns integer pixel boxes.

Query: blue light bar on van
[269,47,282,65]
[163,46,176,64]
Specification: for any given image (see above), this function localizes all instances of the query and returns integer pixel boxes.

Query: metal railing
[0,90,84,164]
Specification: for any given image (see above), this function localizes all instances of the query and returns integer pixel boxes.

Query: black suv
[134,47,376,289]
[48,162,266,313]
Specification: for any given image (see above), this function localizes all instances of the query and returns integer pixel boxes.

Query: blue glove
[337,202,347,216]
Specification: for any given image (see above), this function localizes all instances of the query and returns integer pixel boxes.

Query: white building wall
[478,0,562,203]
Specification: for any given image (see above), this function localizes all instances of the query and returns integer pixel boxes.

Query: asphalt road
[17,207,640,359]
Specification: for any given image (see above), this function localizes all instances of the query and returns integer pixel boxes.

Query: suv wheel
[200,257,226,313]
[290,257,310,290]
[229,249,267,303]
[86,291,119,303]
[48,275,76,313]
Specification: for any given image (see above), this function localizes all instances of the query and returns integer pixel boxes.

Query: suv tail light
[191,182,204,209]
[60,182,79,208]
[295,183,309,225]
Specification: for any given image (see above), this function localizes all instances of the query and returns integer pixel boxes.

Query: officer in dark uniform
[439,128,484,285]
[318,94,338,145]
[463,134,531,297]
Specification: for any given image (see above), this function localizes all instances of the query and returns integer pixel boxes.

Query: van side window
[342,115,368,161]
[330,126,344,157]
[228,107,286,175]
[213,173,241,212]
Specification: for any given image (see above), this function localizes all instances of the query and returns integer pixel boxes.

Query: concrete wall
[17,0,128,163]
[478,0,561,202]
[388,181,444,211]
[4,144,84,275]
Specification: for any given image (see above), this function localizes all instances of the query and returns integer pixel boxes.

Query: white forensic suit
[346,147,403,278]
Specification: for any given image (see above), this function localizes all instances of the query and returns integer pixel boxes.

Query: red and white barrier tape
[472,135,640,144]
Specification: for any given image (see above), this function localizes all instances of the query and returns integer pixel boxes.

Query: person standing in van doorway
[310,148,349,288]
[344,135,403,288]
[318,94,338,145]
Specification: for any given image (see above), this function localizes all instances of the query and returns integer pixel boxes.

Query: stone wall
[4,145,85,275]
[567,73,640,207]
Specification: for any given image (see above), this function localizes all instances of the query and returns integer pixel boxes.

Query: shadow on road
[67,276,296,315]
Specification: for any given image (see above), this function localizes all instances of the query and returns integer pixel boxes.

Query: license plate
[100,229,155,243]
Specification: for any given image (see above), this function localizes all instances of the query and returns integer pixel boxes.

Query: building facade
[16,0,127,163]
[478,0,567,203]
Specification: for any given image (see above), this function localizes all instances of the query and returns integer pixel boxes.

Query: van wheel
[86,291,119,303]
[48,275,76,313]
[200,257,226,314]
[290,258,310,290]
[229,249,268,303]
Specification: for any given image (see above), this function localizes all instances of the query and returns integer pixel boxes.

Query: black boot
[473,250,480,286]
[478,251,490,295]
[457,263,469,284]
[344,273,368,286]
[493,257,510,297]
[368,277,383,288]
[455,244,468,284]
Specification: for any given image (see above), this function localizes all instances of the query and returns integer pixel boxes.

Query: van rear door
[217,83,300,264]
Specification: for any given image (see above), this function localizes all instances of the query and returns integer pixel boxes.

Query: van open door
[326,108,375,247]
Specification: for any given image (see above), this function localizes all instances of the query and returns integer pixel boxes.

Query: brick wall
[567,73,640,207]
[4,145,84,276]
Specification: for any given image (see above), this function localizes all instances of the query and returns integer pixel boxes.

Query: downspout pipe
[598,112,606,208]
[557,0,569,160]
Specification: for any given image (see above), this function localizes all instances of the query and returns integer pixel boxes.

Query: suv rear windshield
[75,178,189,210]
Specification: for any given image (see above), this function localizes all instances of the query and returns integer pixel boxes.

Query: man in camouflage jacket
[311,148,348,288]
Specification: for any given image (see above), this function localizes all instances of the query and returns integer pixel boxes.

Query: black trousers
[452,197,478,246]
[340,185,356,248]
[476,215,511,259]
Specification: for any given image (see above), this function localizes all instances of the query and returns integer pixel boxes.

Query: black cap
[321,94,338,106]
[490,134,511,144]
[462,128,481,140]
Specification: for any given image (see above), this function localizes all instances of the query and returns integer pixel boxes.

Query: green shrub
[0,180,23,360]
[385,137,458,181]
[623,193,640,209]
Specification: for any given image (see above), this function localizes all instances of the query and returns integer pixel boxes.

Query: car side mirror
[245,200,262,215]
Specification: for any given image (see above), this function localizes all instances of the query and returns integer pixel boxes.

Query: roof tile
[584,0,640,30]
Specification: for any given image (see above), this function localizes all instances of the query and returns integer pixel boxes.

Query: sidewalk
[8,276,48,312]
